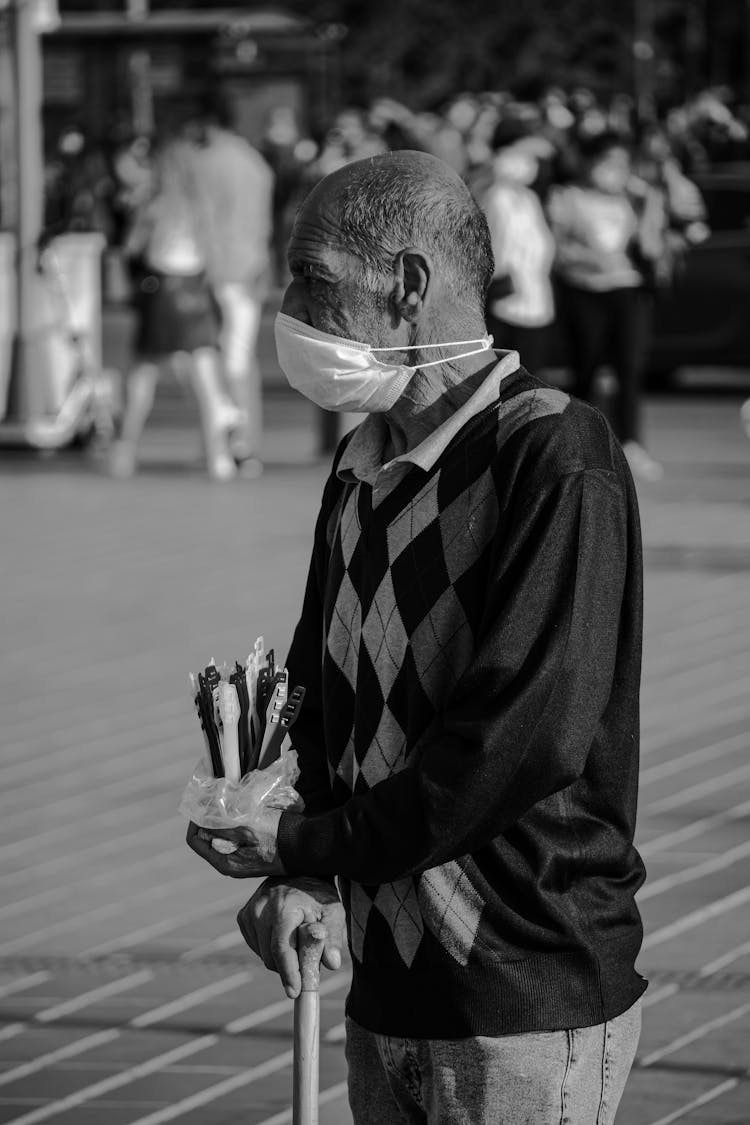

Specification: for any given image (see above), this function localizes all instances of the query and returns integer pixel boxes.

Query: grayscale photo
[1,2,749,1123]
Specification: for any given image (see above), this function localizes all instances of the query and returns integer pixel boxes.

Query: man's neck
[383,348,498,460]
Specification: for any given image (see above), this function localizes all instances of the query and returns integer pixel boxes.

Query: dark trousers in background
[555,283,653,444]
[485,314,550,378]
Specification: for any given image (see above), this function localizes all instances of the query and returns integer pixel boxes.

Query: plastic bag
[179,747,304,832]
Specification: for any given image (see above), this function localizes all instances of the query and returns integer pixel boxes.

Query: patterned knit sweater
[278,366,647,1038]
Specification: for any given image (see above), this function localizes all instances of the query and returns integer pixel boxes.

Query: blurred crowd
[37,80,750,481]
[42,81,750,282]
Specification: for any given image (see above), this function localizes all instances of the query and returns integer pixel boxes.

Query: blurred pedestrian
[188,150,647,1125]
[548,130,664,481]
[481,118,556,373]
[110,138,242,481]
[187,97,274,477]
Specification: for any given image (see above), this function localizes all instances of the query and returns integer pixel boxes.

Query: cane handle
[298,922,327,992]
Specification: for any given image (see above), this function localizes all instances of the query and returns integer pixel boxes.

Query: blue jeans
[345,999,641,1124]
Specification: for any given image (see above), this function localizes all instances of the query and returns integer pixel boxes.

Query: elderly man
[188,150,647,1124]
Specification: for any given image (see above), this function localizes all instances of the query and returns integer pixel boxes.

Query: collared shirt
[336,350,520,505]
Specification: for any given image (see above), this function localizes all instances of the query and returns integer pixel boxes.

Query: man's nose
[279,280,312,325]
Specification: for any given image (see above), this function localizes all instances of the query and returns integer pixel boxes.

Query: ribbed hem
[346,950,647,1039]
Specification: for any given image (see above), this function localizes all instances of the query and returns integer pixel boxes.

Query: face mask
[274,312,494,413]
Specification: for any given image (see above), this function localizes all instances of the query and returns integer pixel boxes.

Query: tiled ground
[1,386,749,1125]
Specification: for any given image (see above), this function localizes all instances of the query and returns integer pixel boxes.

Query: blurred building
[43,1,339,145]
[0,0,341,233]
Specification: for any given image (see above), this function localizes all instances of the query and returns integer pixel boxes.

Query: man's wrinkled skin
[237,876,346,998]
[187,151,495,996]
[185,813,285,878]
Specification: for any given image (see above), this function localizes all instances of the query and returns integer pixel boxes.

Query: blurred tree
[290,0,748,111]
[289,0,638,107]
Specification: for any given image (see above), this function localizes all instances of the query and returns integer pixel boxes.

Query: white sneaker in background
[623,441,664,482]
[207,450,237,482]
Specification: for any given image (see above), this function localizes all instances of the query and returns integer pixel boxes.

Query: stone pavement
[1,385,750,1125]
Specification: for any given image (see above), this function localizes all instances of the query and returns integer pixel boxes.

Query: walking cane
[293,922,327,1125]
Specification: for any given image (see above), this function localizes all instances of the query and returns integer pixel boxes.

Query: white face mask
[274,312,494,413]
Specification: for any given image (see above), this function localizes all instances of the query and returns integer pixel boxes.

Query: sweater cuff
[278,809,341,877]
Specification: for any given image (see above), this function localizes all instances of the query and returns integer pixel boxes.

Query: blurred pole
[633,0,656,124]
[8,0,45,419]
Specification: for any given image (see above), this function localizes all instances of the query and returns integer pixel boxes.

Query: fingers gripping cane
[293,922,327,1125]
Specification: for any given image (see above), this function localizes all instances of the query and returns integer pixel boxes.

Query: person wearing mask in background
[187,150,647,1125]
[110,138,242,481]
[548,130,664,482]
[481,118,556,374]
[186,97,274,478]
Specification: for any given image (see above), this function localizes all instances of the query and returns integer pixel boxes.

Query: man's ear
[391,248,431,324]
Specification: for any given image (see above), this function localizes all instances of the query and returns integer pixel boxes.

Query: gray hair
[332,152,494,310]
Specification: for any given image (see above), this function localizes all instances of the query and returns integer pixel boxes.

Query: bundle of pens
[179,637,307,834]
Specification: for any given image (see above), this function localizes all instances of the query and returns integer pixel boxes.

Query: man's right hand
[237,876,346,999]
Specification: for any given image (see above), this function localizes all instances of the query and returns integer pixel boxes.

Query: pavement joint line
[643,630,750,678]
[0,974,51,1001]
[0,820,169,892]
[640,700,750,755]
[644,606,750,647]
[0,975,348,1124]
[255,1080,349,1125]
[0,719,191,788]
[129,971,253,1029]
[638,838,750,901]
[642,670,750,710]
[644,1078,740,1125]
[639,796,750,857]
[639,732,749,785]
[0,871,205,957]
[115,1049,296,1125]
[0,847,189,921]
[641,600,750,645]
[699,937,750,976]
[642,660,750,704]
[7,734,745,962]
[0,1032,220,1125]
[643,884,750,949]
[35,970,157,1024]
[637,676,750,725]
[638,999,750,1068]
[642,759,750,815]
[0,698,183,751]
[0,790,173,860]
[80,891,262,957]
[0,759,184,839]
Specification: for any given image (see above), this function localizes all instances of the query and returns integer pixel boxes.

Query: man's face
[280,187,390,345]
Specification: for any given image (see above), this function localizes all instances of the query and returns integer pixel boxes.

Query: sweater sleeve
[284,467,345,817]
[278,466,636,884]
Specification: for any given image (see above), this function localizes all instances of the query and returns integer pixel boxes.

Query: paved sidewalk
[1,388,749,1125]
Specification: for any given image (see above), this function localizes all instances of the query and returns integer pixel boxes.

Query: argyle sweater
[278,367,647,1038]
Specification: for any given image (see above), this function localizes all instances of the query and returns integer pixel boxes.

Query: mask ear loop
[369,336,495,370]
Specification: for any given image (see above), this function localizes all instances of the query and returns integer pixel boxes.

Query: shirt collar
[337,351,520,487]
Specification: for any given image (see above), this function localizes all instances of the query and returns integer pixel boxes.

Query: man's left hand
[186,807,285,877]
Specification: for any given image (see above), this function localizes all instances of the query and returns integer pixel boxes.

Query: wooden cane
[293,921,327,1125]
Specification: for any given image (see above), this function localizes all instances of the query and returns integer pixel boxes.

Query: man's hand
[186,806,285,878]
[237,877,346,999]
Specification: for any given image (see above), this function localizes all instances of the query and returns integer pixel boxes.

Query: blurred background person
[548,129,665,482]
[261,106,319,287]
[186,96,274,477]
[480,117,556,374]
[110,137,242,481]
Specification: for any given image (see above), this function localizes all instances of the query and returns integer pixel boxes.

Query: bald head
[300,151,494,314]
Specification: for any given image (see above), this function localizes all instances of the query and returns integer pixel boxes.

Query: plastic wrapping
[179,747,304,832]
